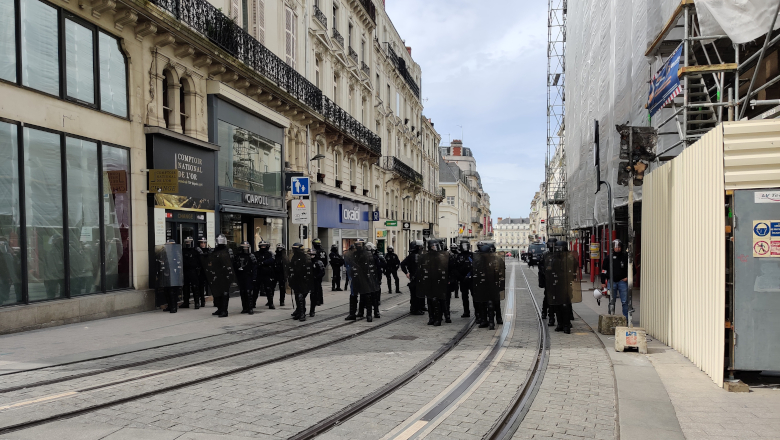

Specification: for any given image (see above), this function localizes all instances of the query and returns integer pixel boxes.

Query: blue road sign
[292,177,310,196]
[372,211,380,221]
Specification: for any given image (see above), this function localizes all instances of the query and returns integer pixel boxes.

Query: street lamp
[310,154,325,161]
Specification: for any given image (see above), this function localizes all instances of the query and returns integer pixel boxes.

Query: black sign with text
[148,134,216,210]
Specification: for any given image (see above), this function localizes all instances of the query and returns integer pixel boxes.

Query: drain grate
[389,335,418,341]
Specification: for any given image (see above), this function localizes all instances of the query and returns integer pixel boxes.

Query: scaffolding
[546,0,567,239]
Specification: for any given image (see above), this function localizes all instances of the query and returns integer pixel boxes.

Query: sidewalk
[575,279,780,440]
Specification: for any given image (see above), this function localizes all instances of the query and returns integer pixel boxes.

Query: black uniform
[456,251,474,318]
[329,249,344,291]
[288,247,312,321]
[156,243,184,313]
[417,245,449,326]
[373,250,386,305]
[274,247,287,305]
[400,248,425,315]
[254,248,276,308]
[472,249,506,330]
[542,243,577,333]
[310,258,325,316]
[234,250,257,314]
[385,250,401,293]
[312,244,327,306]
[349,245,380,321]
[182,246,204,309]
[205,245,236,317]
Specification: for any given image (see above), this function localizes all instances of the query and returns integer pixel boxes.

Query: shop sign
[385,220,398,227]
[372,211,380,221]
[403,222,411,230]
[292,199,310,225]
[589,243,600,258]
[148,169,179,194]
[340,204,361,224]
[150,135,216,210]
[376,230,387,239]
[244,193,269,206]
[422,229,431,237]
[755,191,780,203]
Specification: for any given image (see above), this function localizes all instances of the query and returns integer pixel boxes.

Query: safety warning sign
[753,220,780,258]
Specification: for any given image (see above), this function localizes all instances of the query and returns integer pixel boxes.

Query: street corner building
[0,0,469,334]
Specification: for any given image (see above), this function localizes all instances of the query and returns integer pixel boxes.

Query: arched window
[349,160,356,187]
[180,76,193,135]
[161,68,180,132]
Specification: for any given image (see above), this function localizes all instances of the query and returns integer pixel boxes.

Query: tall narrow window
[98,33,127,118]
[0,0,17,82]
[348,23,353,48]
[285,7,296,69]
[361,40,365,62]
[66,137,100,296]
[65,19,96,104]
[256,0,265,44]
[102,144,131,290]
[332,5,337,31]
[161,70,170,128]
[180,77,189,133]
[0,121,22,305]
[334,152,340,181]
[333,75,338,105]
[21,0,59,95]
[349,160,355,186]
[315,58,320,88]
[396,91,400,115]
[24,127,64,301]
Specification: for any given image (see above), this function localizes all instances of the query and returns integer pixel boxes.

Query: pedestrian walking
[601,239,630,319]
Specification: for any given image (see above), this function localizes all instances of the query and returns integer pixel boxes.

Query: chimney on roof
[498,217,503,222]
[406,46,412,55]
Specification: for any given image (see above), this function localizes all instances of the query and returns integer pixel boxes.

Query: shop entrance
[165,221,205,244]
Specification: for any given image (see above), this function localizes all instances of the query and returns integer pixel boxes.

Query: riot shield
[546,251,578,305]
[415,250,449,299]
[155,243,184,287]
[201,248,236,298]
[350,247,379,294]
[287,249,312,294]
[471,252,504,303]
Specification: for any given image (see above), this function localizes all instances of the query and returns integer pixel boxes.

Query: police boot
[345,295,357,321]
[309,301,316,317]
[297,295,306,322]
[363,294,373,322]
[356,295,365,318]
[218,297,229,318]
[444,303,452,324]
[199,288,206,308]
[193,288,200,310]
[387,280,392,294]
[240,291,248,314]
[495,301,504,325]
[433,299,442,326]
[461,297,470,318]
[212,296,222,316]
[487,302,495,331]
[427,301,435,325]
[267,291,275,310]
[548,307,556,326]
[373,294,381,319]
[180,288,190,308]
[279,288,285,307]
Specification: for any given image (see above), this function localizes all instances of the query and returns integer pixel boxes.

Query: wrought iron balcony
[150,0,322,113]
[471,216,481,224]
[471,201,479,208]
[332,28,344,48]
[384,43,420,98]
[313,5,327,28]
[379,156,423,186]
[361,61,370,77]
[348,46,359,64]
[356,0,376,23]
[322,97,381,155]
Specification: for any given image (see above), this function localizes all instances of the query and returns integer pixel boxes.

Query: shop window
[65,18,95,105]
[217,120,282,195]
[98,32,128,118]
[180,77,190,133]
[24,127,65,302]
[66,137,100,296]
[102,144,131,290]
[162,69,173,129]
[21,0,59,95]
[0,121,22,306]
[0,0,16,82]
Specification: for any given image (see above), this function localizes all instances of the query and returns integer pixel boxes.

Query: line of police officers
[154,234,509,329]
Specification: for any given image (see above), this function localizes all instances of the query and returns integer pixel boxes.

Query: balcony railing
[471,201,479,208]
[385,43,420,98]
[348,46,359,64]
[379,156,423,186]
[313,5,327,28]
[332,28,344,47]
[356,0,376,23]
[147,0,380,156]
[361,61,370,77]
[323,97,381,155]
[471,217,481,223]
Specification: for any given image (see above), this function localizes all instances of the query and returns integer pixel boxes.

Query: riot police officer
[348,239,380,322]
[310,249,325,317]
[274,244,287,306]
[367,242,385,306]
[329,244,344,291]
[449,244,460,299]
[417,240,449,326]
[254,241,276,309]
[472,240,506,330]
[234,241,257,315]
[457,240,474,318]
[312,239,327,305]
[544,240,578,334]
[196,238,210,308]
[384,246,401,294]
[208,234,235,318]
[181,237,204,309]
[400,240,426,315]
[539,239,557,326]
[288,243,312,322]
[156,239,184,314]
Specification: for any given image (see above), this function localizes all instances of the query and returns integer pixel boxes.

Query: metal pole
[728,88,735,121]
[600,180,615,316]
[627,129,634,327]
[683,5,690,148]
[739,0,780,120]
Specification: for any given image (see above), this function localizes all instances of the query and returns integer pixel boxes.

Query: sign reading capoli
[244,193,269,206]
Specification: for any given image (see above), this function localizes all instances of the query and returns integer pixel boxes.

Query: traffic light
[299,225,308,239]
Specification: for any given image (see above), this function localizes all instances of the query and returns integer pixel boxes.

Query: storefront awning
[220,204,288,218]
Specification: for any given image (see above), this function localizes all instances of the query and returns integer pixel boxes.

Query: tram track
[0,296,416,436]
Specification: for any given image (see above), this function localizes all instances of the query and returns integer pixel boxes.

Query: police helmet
[331,243,339,250]
[183,237,194,248]
[198,237,208,246]
[613,239,623,250]
[555,240,568,252]
[239,241,251,253]
[166,239,176,245]
[216,234,227,246]
[409,240,424,253]
[366,242,376,251]
[312,238,322,247]
[546,238,558,250]
[292,242,304,250]
[387,246,394,253]
[258,240,270,251]
[449,243,459,253]
[476,241,496,253]
[349,244,356,251]
[355,238,366,248]
[427,239,440,251]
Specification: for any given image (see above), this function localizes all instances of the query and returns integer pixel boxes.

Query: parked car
[527,243,546,267]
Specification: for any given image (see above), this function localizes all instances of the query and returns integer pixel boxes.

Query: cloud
[385,0,548,217]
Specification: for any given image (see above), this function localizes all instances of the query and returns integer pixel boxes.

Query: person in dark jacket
[400,240,425,315]
[234,241,257,315]
[457,240,473,318]
[384,246,402,294]
[310,249,325,317]
[254,240,276,309]
[312,239,327,306]
[601,239,630,319]
[181,237,204,309]
[273,244,287,306]
[368,242,386,304]
[539,239,556,326]
[329,244,344,291]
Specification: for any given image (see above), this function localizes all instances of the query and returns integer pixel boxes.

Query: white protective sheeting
[566,0,685,229]
[697,0,780,44]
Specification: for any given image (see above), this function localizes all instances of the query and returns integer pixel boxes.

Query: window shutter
[257,0,265,44]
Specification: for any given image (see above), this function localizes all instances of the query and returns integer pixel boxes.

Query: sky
[385,0,549,219]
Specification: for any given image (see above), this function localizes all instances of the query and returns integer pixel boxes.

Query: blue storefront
[314,193,371,253]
